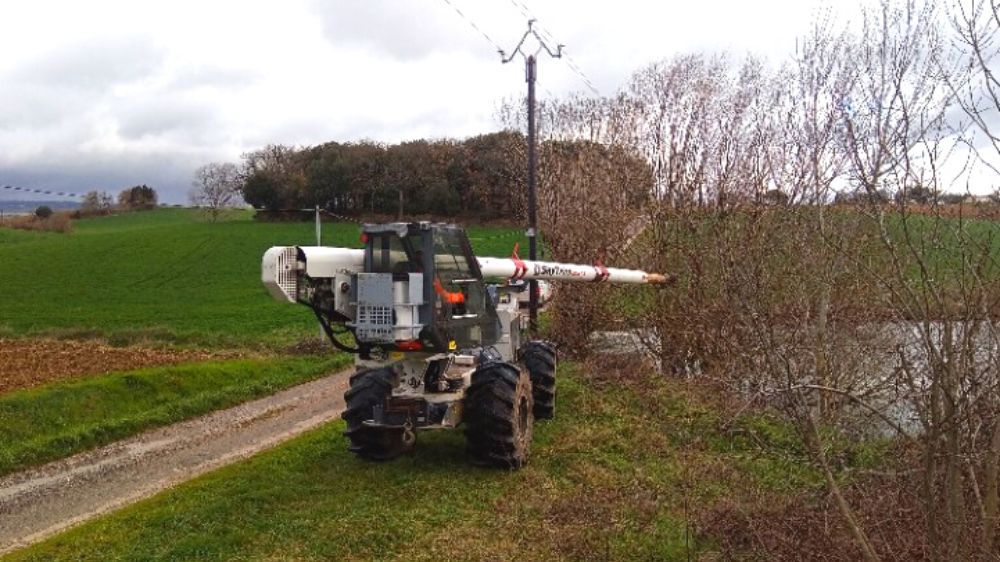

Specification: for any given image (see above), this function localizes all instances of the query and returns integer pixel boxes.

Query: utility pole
[316,204,323,341]
[501,20,562,336]
[315,204,322,246]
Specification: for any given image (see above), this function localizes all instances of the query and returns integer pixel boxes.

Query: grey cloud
[114,98,219,141]
[0,34,243,204]
[309,0,487,60]
[0,85,89,129]
[0,152,207,204]
[8,36,165,92]
[0,3,515,206]
[0,35,165,131]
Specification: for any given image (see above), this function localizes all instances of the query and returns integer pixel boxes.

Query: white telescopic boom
[477,257,669,285]
[262,246,669,303]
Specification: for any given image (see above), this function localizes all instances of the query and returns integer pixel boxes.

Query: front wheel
[522,340,557,419]
[341,367,410,461]
[463,361,534,469]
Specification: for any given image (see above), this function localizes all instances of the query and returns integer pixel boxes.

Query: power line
[504,0,601,96]
[438,0,505,55]
[508,0,561,50]
[562,56,600,96]
[1,185,87,199]
[507,0,532,24]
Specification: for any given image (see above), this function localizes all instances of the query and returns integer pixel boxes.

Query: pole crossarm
[500,20,563,64]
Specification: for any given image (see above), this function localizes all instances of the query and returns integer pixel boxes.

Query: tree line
[227,131,649,220]
[239,132,526,219]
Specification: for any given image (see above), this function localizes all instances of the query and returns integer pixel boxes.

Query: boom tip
[646,273,676,285]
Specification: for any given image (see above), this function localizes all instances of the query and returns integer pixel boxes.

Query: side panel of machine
[262,246,298,302]
[354,273,395,344]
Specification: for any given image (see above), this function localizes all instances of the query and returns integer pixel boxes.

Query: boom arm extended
[477,256,669,285]
[262,220,672,360]
[263,245,668,303]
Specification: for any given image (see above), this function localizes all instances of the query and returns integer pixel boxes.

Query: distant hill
[0,200,80,214]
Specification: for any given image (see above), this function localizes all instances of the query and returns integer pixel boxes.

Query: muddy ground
[0,339,242,394]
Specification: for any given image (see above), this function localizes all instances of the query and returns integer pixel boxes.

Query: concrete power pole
[501,20,562,336]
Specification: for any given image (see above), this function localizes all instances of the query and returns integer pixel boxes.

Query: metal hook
[402,419,416,446]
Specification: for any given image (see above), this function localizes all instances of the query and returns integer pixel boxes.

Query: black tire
[348,365,369,385]
[464,362,534,469]
[341,367,409,461]
[522,340,557,420]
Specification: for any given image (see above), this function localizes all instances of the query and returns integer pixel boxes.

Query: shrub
[8,212,73,233]
[34,206,53,219]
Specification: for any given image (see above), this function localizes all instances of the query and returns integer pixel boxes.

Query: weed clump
[6,212,73,233]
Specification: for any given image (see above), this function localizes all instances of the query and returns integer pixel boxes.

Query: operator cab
[357,222,499,356]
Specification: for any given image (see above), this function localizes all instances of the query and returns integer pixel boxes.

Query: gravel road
[0,368,351,555]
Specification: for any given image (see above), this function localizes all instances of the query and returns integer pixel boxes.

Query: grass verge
[5,361,871,561]
[0,354,350,477]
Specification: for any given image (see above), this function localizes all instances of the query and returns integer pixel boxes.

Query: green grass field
[0,209,526,348]
[0,354,350,477]
[888,212,1000,283]
[8,364,855,561]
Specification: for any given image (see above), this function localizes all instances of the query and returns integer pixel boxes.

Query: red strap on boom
[510,242,527,280]
[593,248,610,282]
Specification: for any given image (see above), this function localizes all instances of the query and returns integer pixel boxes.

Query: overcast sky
[0,0,912,203]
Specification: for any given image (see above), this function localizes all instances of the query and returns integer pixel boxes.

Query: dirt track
[0,339,241,394]
[0,368,351,555]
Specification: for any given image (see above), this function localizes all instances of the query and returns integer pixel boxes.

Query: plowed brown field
[0,339,239,394]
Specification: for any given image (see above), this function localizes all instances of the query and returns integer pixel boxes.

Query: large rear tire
[464,361,534,469]
[342,367,409,461]
[522,340,557,419]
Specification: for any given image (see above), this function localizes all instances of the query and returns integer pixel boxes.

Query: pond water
[591,321,1000,436]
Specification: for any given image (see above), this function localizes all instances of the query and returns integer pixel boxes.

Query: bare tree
[79,190,114,216]
[831,1,1000,558]
[190,162,242,221]
[950,0,1000,179]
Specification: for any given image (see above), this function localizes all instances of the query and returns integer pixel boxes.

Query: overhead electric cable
[504,0,601,95]
[439,0,505,54]
[1,184,86,199]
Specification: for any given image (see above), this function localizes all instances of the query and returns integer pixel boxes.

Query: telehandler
[263,222,667,468]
